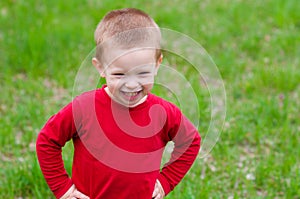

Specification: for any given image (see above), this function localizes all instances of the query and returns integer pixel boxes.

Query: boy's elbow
[196,131,201,147]
[36,130,50,157]
[194,131,201,152]
[36,131,44,151]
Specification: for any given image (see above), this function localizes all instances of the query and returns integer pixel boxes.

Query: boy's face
[93,49,162,107]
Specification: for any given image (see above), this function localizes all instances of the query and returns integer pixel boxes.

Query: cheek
[105,79,118,93]
[140,76,155,85]
[106,77,120,87]
[143,82,154,90]
[139,76,155,90]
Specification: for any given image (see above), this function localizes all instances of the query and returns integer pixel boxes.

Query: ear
[92,57,105,77]
[154,54,163,75]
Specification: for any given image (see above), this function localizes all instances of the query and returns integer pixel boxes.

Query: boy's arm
[60,185,89,199]
[158,114,201,195]
[36,102,78,198]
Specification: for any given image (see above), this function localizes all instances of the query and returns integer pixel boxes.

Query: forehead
[105,48,156,70]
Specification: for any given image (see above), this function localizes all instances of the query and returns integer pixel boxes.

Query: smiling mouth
[121,90,142,97]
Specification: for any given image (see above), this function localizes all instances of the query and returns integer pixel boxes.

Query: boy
[36,8,200,199]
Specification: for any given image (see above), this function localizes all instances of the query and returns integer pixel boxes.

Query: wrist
[157,175,170,195]
[60,184,75,199]
[156,179,165,195]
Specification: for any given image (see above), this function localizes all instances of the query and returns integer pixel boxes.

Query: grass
[1,0,300,198]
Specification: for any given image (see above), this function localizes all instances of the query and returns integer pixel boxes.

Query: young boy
[36,8,200,199]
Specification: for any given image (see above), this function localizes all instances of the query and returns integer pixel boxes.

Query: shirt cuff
[157,174,171,195]
[55,179,74,199]
[59,184,75,199]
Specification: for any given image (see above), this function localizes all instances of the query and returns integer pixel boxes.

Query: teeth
[123,91,138,96]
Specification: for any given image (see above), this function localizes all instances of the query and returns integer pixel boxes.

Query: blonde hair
[94,8,161,63]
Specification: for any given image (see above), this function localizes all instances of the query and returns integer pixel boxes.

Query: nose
[124,77,139,89]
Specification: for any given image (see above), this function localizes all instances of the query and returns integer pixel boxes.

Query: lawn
[0,0,299,198]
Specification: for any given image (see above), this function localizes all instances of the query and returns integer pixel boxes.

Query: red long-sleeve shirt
[36,86,200,198]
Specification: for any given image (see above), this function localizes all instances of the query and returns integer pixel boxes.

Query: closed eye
[138,72,151,75]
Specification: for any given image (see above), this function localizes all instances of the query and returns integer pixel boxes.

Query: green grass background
[0,0,299,198]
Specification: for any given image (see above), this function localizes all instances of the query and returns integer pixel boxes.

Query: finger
[152,188,158,197]
[154,193,161,199]
[73,190,90,199]
[155,180,165,198]
[152,182,158,197]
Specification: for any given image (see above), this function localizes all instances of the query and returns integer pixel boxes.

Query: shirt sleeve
[158,108,201,195]
[36,102,79,198]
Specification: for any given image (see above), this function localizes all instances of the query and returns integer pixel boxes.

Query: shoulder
[74,89,100,100]
[73,88,103,105]
[71,89,104,115]
[148,93,182,117]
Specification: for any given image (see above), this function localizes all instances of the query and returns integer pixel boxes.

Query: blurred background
[0,0,299,198]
